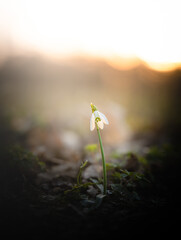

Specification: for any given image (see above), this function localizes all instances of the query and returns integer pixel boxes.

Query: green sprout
[90,103,109,195]
[84,144,98,153]
[77,160,88,186]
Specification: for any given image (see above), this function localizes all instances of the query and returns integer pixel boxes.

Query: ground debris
[0,137,180,237]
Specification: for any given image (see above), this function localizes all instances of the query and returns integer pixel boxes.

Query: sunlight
[1,0,181,70]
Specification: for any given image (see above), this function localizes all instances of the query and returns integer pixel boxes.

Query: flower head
[90,103,109,131]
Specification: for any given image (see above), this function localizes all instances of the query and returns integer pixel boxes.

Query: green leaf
[90,178,104,194]
[84,144,98,153]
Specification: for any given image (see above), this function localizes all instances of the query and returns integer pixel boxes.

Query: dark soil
[0,141,180,238]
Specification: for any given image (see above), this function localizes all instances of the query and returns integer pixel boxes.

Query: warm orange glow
[145,62,181,72]
[0,0,181,71]
[106,56,181,72]
[105,55,141,71]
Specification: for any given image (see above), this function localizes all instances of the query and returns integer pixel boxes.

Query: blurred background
[0,0,181,165]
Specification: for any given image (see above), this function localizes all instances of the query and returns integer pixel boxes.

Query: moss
[8,145,46,174]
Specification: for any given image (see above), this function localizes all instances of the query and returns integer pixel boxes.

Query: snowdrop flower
[90,102,109,194]
[90,103,109,131]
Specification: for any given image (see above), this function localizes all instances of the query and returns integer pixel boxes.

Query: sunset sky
[0,0,181,70]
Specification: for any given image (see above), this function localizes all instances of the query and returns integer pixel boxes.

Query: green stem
[77,160,88,186]
[96,123,107,195]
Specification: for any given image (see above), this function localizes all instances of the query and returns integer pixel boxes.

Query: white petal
[97,120,104,129]
[90,113,95,131]
[94,110,99,119]
[98,111,109,125]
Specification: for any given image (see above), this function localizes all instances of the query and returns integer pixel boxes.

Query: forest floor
[0,120,181,238]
